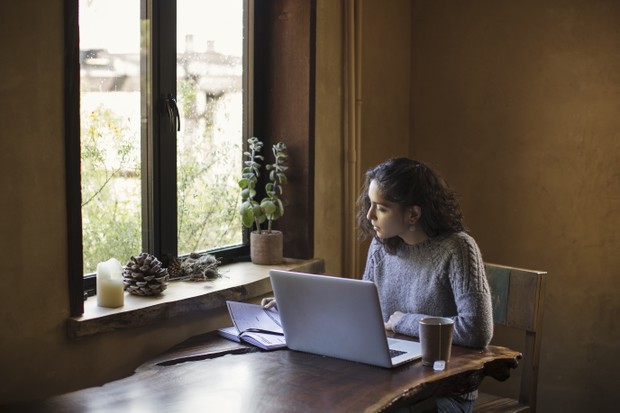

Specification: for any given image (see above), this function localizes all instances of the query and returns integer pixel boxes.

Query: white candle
[96,258,125,308]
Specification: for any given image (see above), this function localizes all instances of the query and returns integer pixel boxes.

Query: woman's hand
[384,311,405,331]
[261,297,277,310]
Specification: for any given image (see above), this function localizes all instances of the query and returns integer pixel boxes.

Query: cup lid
[419,316,454,325]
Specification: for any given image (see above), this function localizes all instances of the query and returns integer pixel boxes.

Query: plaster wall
[360,0,413,173]
[410,1,620,411]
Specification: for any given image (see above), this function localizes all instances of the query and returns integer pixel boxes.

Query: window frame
[65,0,315,317]
[145,0,251,266]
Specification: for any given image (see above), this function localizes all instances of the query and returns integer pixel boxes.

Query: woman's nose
[366,207,375,221]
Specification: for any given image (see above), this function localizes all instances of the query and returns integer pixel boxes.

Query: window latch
[164,94,181,132]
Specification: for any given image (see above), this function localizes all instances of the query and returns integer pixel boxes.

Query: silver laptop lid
[270,270,394,368]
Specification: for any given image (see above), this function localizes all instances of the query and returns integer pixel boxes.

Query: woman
[358,157,493,412]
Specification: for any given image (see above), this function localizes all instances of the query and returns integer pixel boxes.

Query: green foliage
[238,137,288,234]
[175,85,242,255]
[80,106,141,274]
[262,142,288,232]
[177,141,242,255]
[238,137,267,233]
[81,89,244,275]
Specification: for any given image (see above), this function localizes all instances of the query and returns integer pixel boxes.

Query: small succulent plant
[238,137,288,234]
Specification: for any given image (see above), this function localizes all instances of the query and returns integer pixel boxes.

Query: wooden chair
[474,263,547,413]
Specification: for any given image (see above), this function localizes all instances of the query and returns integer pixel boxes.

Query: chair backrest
[484,263,547,411]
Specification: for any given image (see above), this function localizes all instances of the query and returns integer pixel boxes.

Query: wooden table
[4,332,521,412]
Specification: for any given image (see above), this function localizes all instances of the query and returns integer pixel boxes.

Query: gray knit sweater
[363,231,493,349]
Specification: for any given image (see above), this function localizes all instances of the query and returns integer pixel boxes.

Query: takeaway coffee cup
[419,317,454,367]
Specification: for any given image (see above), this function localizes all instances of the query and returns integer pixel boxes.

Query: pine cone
[167,257,186,280]
[122,253,169,296]
[180,253,222,281]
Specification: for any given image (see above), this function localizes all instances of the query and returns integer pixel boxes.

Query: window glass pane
[79,0,142,274]
[176,0,244,255]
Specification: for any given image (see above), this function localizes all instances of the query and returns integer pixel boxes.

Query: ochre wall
[360,0,413,169]
[410,1,619,411]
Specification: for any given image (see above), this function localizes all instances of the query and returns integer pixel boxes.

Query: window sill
[67,258,325,339]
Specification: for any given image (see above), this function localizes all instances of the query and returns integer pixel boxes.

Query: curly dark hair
[356,157,466,253]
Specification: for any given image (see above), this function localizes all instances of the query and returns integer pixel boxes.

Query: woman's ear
[408,206,422,224]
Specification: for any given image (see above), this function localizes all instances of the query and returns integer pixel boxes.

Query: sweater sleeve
[393,234,493,349]
[447,235,493,348]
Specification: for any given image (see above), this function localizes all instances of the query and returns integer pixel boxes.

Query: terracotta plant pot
[250,230,283,265]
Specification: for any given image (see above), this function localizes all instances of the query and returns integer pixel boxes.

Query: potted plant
[238,137,288,264]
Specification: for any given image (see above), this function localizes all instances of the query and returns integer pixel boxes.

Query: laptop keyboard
[389,349,406,359]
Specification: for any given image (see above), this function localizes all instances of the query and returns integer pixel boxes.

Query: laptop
[269,269,423,368]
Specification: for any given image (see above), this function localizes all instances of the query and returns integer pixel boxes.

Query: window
[76,0,248,286]
[66,0,316,317]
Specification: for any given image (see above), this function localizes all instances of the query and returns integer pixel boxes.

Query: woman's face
[366,179,413,242]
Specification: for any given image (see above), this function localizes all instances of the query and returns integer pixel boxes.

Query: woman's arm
[392,234,493,348]
[446,235,493,348]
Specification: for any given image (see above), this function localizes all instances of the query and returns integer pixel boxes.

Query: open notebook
[269,270,422,368]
